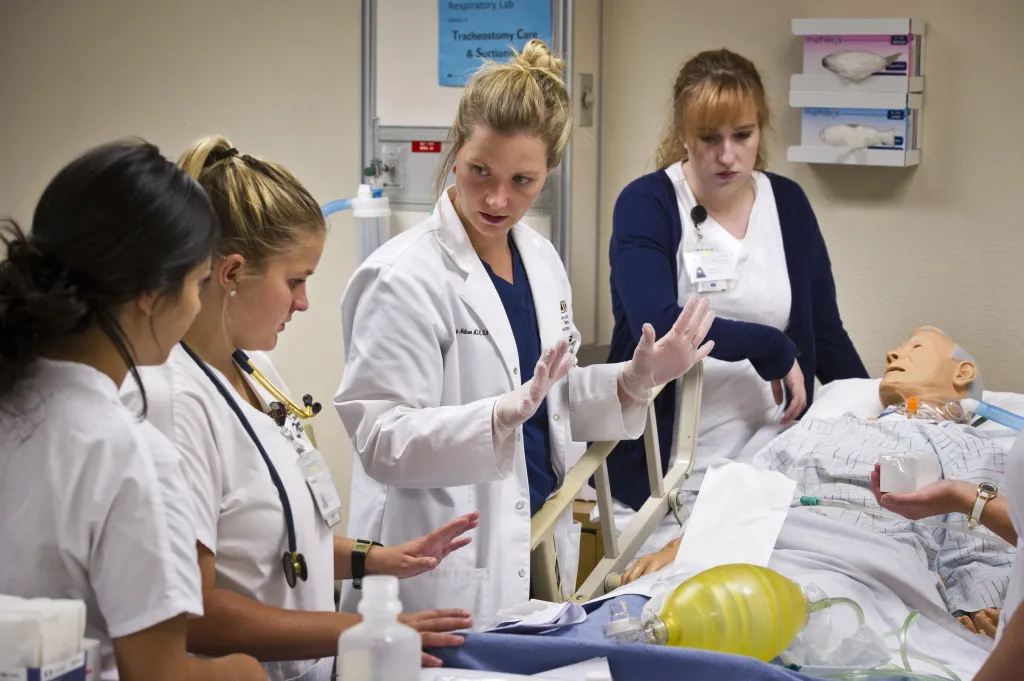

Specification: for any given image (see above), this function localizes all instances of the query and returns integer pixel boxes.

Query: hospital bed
[435,375,1014,680]
[529,363,704,604]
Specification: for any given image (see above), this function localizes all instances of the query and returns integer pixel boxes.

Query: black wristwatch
[351,539,383,589]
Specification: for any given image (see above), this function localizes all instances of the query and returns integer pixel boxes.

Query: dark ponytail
[0,139,219,410]
[0,222,92,395]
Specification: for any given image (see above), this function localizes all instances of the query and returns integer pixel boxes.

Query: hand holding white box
[878,451,941,494]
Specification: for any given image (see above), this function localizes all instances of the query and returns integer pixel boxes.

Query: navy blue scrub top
[482,236,557,516]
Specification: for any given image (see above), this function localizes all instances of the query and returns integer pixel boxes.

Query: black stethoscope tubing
[179,341,307,588]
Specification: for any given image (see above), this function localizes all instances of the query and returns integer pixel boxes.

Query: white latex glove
[618,294,715,402]
[493,339,574,442]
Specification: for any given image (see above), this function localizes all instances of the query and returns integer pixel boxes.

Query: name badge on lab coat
[297,450,343,529]
[684,247,734,293]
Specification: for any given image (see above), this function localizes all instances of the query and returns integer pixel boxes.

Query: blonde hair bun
[515,39,565,76]
[432,38,573,196]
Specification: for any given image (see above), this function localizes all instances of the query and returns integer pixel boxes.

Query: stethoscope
[180,342,322,588]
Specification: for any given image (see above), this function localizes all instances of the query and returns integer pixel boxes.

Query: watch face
[981,482,998,496]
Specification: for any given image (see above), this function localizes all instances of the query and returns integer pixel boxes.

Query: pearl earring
[229,290,237,298]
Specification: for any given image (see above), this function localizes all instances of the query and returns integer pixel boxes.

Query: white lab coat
[0,359,203,680]
[335,190,646,628]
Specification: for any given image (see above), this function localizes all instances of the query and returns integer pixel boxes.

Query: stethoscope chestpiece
[269,401,288,428]
[282,551,309,589]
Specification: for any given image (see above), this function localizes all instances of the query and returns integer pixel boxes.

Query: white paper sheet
[531,656,611,679]
[422,671,546,680]
[673,460,796,570]
[488,600,587,634]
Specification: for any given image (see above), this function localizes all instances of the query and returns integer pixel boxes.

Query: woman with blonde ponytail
[122,135,480,679]
[336,40,714,629]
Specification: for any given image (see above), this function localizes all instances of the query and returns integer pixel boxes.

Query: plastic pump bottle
[337,575,420,681]
[350,184,391,265]
[605,563,862,662]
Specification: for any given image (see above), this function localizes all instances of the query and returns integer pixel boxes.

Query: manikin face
[878,328,978,407]
[451,125,549,241]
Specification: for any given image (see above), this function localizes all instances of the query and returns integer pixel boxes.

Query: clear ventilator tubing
[951,398,1024,431]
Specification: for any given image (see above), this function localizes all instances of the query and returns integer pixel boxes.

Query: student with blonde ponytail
[122,136,478,680]
[335,40,715,628]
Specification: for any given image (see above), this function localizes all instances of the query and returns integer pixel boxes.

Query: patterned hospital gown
[753,414,1016,614]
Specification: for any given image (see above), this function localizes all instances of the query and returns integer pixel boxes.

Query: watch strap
[969,496,988,529]
[969,485,996,530]
[351,539,383,589]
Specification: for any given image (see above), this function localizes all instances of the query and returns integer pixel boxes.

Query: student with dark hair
[0,140,264,681]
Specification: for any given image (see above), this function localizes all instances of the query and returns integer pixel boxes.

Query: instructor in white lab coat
[335,39,715,629]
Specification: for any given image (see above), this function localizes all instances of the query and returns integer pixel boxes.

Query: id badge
[684,247,735,293]
[297,450,343,529]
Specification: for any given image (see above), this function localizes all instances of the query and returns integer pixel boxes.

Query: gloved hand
[618,294,715,402]
[493,339,574,442]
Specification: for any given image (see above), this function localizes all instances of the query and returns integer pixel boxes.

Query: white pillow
[804,378,884,421]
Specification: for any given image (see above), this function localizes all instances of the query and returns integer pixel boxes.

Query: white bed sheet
[598,509,993,679]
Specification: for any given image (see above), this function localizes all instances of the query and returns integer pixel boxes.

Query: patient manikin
[616,325,1014,649]
[878,326,982,409]
[621,328,988,576]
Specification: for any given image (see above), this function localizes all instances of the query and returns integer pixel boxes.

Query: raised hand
[493,340,573,440]
[367,512,480,579]
[619,294,715,402]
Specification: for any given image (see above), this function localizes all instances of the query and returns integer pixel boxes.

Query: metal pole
[552,0,573,273]
[360,0,377,183]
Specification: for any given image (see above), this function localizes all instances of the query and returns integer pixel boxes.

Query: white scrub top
[0,359,203,679]
[667,161,793,490]
[996,432,1024,642]
[123,345,335,681]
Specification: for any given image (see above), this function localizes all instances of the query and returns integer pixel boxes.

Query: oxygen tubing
[798,497,1011,546]
[809,597,865,626]
[321,198,352,217]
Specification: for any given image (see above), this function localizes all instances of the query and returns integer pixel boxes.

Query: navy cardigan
[604,170,868,511]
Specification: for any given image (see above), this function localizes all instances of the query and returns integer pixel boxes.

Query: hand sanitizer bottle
[337,575,420,680]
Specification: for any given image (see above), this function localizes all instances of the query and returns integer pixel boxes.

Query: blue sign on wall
[438,0,552,87]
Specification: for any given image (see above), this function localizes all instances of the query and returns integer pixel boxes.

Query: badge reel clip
[688,205,732,294]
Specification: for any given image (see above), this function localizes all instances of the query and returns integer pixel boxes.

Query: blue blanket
[430,595,913,680]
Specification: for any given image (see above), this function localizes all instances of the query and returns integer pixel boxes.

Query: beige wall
[599,0,1024,389]
[5,0,1024,524]
[0,0,362,506]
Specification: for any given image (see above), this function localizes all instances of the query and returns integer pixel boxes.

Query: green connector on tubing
[800,496,820,506]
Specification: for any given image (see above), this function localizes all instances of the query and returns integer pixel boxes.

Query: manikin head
[878,327,984,407]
